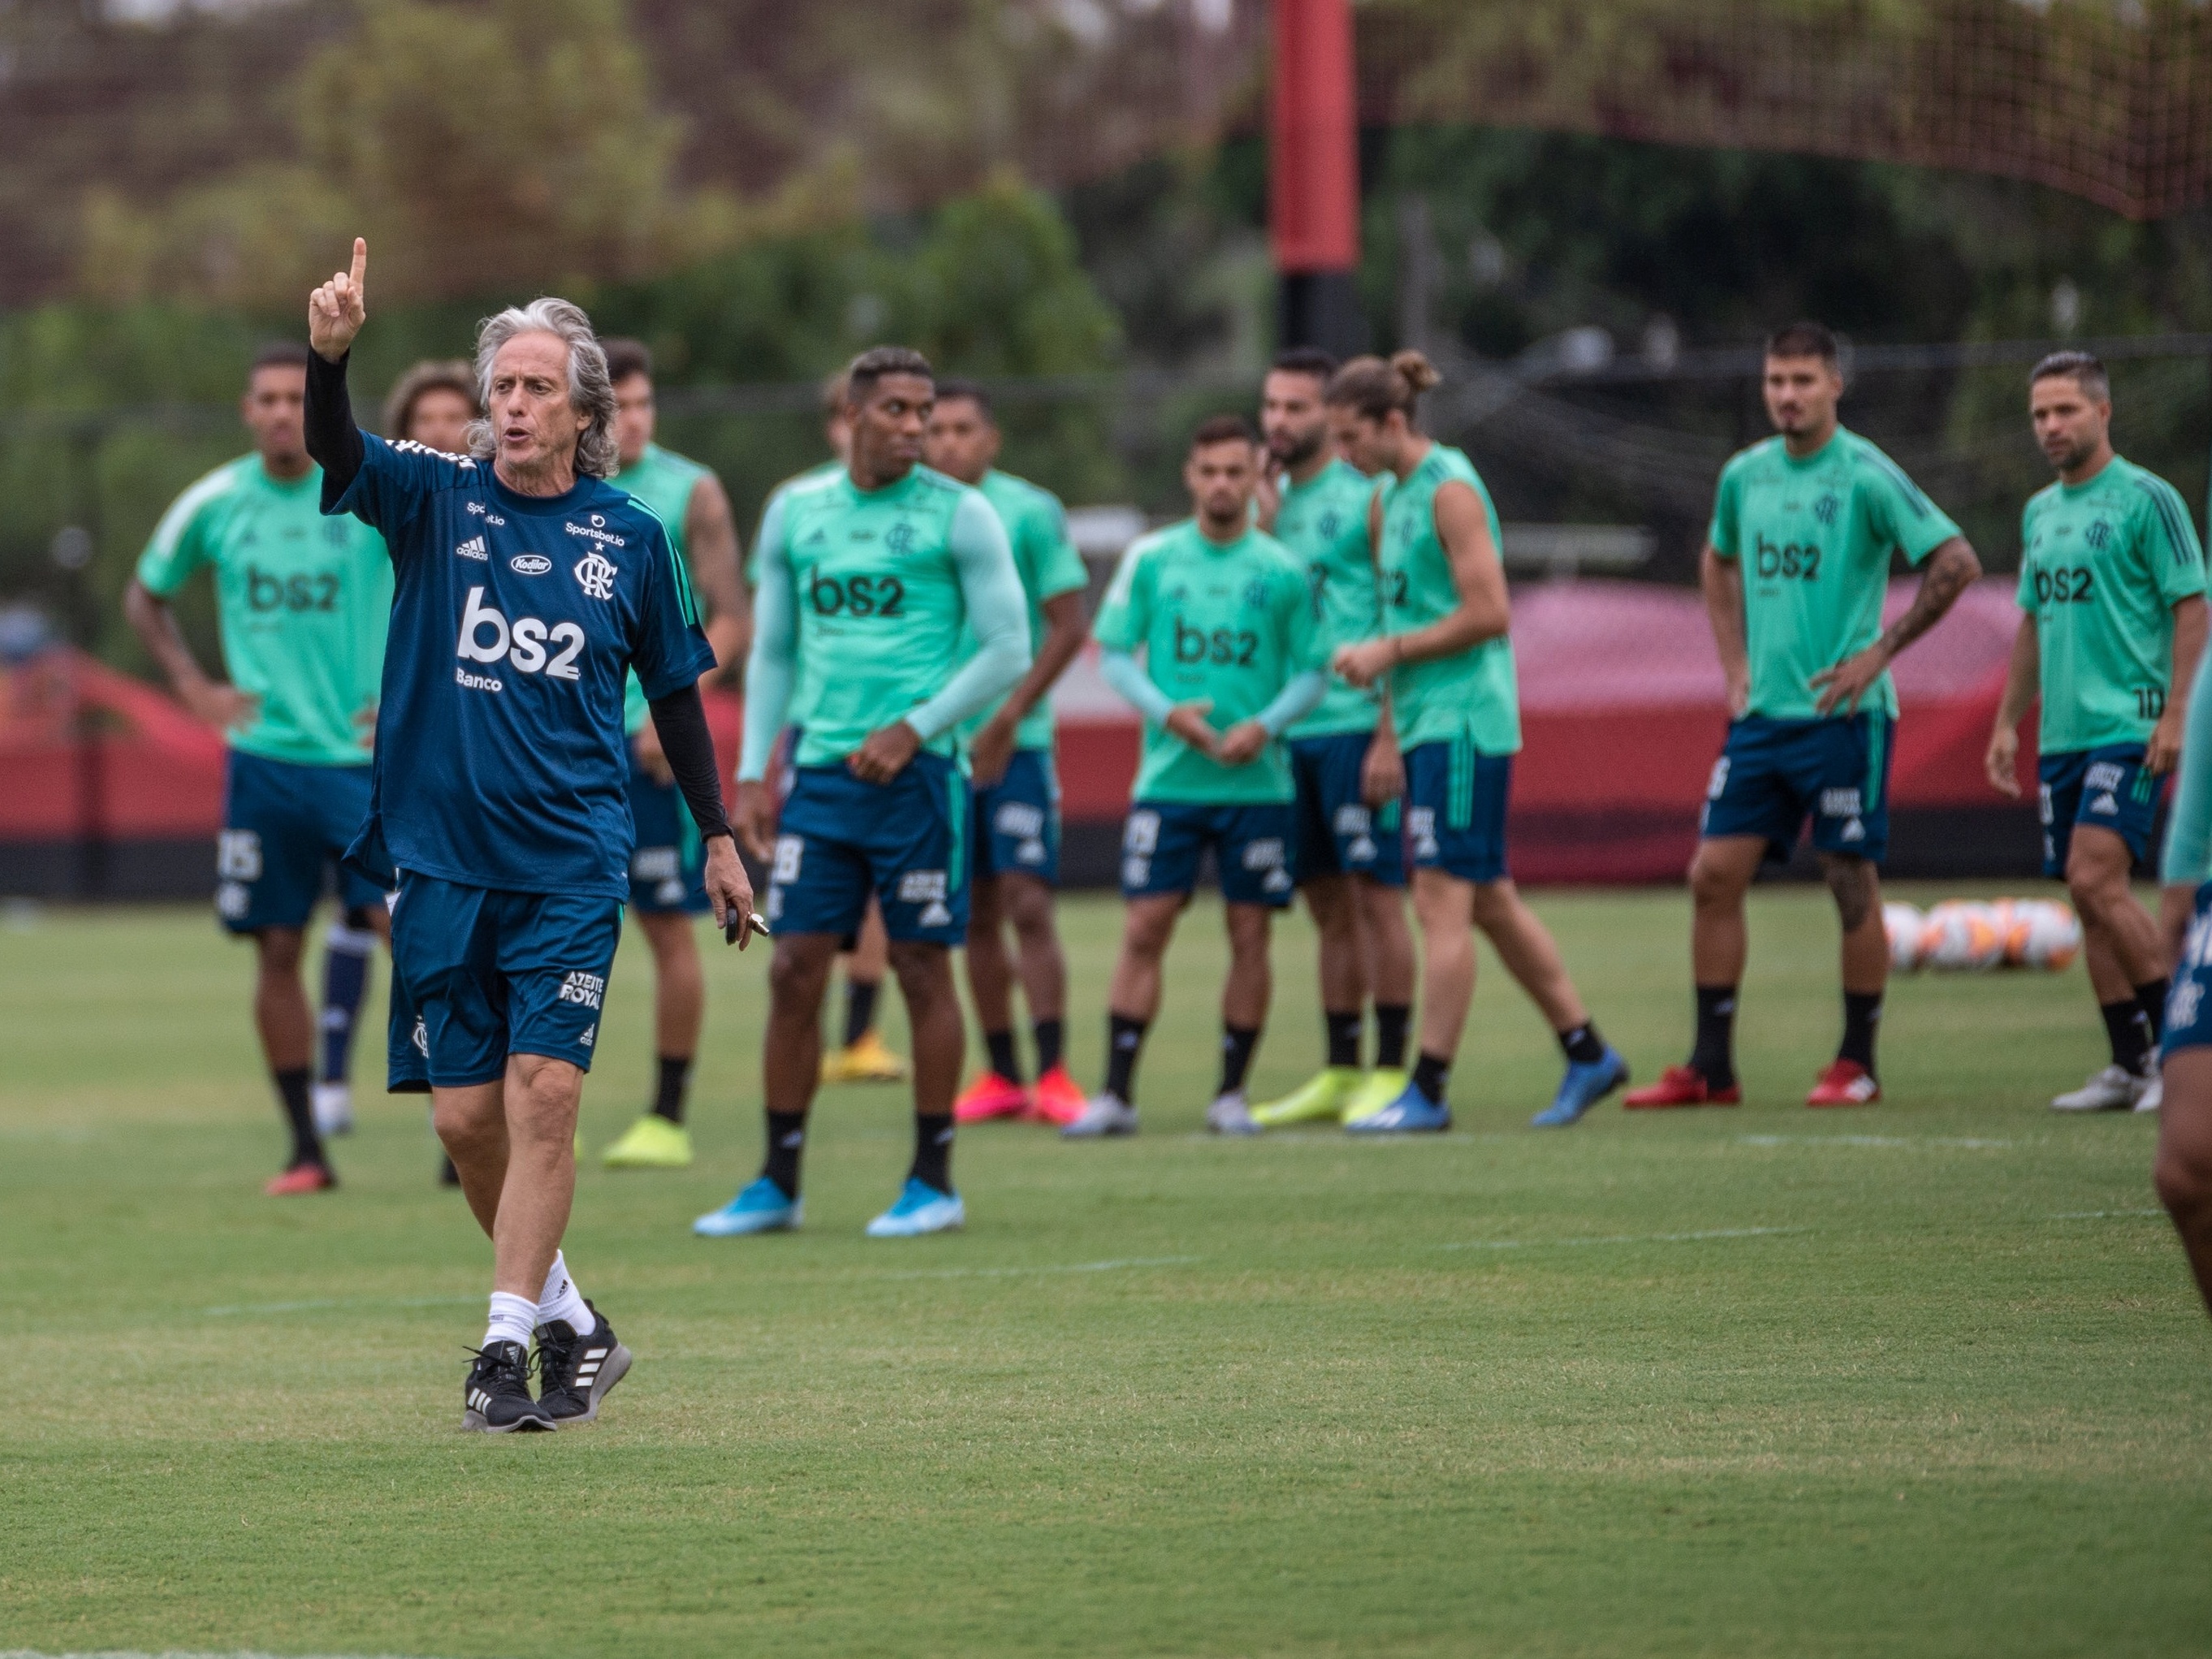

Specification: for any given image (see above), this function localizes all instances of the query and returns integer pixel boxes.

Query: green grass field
[2,884,2207,1658]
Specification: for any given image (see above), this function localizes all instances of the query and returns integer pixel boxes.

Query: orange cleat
[953,1070,1031,1124]
[1028,1063,1089,1126]
[1622,1065,1742,1108]
[264,1162,336,1196]
[1806,1059,1880,1107]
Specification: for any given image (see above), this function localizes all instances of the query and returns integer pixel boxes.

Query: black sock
[985,1028,1022,1082]
[762,1109,807,1199]
[1326,1010,1362,1069]
[1557,1021,1606,1066]
[650,1054,691,1125]
[844,979,879,1050]
[1220,1024,1261,1095]
[1839,992,1882,1074]
[1689,985,1739,1087]
[2136,979,2171,1046]
[1412,1050,1451,1104]
[2102,997,2154,1073]
[274,1065,322,1169]
[1033,1017,1065,1075]
[910,1113,954,1193]
[1374,1003,1411,1069]
[1104,1013,1148,1104]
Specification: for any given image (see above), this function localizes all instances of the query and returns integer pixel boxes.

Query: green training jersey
[761,464,1016,768]
[955,469,1090,753]
[2019,455,2206,754]
[745,459,844,589]
[1273,457,1385,741]
[1094,519,1319,805]
[614,443,711,735]
[135,455,391,768]
[1377,443,1521,756]
[1709,427,1961,722]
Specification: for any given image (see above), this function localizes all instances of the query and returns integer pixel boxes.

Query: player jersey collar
[252,457,321,495]
[488,468,603,518]
[2058,452,2123,497]
[1779,427,1846,469]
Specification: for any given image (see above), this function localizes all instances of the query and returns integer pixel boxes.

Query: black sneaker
[534,1303,632,1428]
[462,1340,555,1433]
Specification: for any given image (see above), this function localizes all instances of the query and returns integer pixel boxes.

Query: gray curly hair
[465,297,620,479]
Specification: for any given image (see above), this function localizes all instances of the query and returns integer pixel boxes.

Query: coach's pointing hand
[308,238,369,362]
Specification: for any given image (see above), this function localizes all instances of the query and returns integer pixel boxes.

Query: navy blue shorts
[2165,881,2212,1058]
[1121,800,1297,907]
[766,754,969,945]
[2039,744,2161,877]
[1290,732,1406,888]
[385,871,622,1090]
[973,748,1061,886]
[1700,713,1893,866]
[625,741,707,915]
[1403,739,1512,884]
[216,750,386,934]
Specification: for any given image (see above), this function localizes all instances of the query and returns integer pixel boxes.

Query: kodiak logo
[509,554,551,575]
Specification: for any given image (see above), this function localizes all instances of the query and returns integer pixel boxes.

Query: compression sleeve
[647,684,734,843]
[1100,649,1175,724]
[1255,670,1328,737]
[305,349,365,506]
[905,491,1029,742]
[2162,633,2212,885]
[737,490,795,782]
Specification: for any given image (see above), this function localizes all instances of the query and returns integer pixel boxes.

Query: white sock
[537,1251,593,1334]
[482,1290,537,1350]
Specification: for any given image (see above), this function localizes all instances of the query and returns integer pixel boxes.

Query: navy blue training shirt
[329,435,716,899]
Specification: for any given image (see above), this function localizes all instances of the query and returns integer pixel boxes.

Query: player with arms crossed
[1061,414,1327,1138]
[305,243,754,1432]
[924,380,1095,1127]
[596,339,751,1169]
[125,340,394,1194]
[1988,351,2206,1113]
[697,347,1028,1239]
[1329,354,1627,1130]
[1247,347,1419,1129]
[1628,322,1981,1109]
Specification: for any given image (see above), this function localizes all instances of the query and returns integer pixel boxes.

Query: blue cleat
[693,1177,801,1237]
[864,1177,966,1238]
[1531,1046,1631,1128]
[1344,1080,1453,1134]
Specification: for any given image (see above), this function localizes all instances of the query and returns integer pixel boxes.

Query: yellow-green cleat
[601,1113,694,1170]
[1251,1066,1364,1129]
[1341,1067,1411,1125]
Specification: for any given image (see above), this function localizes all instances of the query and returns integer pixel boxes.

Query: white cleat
[311,1082,355,1136]
[1205,1089,1260,1136]
[1061,1094,1139,1138]
[2050,1064,2149,1112]
[2134,1073,2164,1114]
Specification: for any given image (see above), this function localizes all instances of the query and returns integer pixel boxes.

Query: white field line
[1735,1134,2015,1150]
[1441,1225,1810,1253]
[203,1294,480,1318]
[1,1652,447,1659]
[870,1255,1201,1281]
[2047,1208,2166,1219]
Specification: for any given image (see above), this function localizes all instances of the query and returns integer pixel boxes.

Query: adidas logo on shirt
[454,536,488,561]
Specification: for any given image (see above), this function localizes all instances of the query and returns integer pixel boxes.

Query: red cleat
[1028,1063,1088,1126]
[953,1070,1031,1124]
[1622,1065,1741,1109]
[264,1162,336,1196]
[1806,1059,1880,1107]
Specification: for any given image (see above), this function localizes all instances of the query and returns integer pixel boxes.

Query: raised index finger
[348,237,368,292]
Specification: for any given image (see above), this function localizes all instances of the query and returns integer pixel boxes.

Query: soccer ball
[2011,899,2082,970]
[1883,902,1925,971]
[1919,901,2007,970]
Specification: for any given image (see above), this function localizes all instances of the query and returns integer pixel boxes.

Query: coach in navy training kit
[304,240,757,1433]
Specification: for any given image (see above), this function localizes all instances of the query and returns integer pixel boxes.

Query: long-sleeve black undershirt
[305,343,732,848]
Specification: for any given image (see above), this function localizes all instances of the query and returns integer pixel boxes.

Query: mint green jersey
[745,460,844,589]
[757,464,1020,768]
[1094,520,1319,804]
[955,469,1090,752]
[1273,458,1385,740]
[614,443,712,734]
[135,455,391,768]
[1377,443,1520,755]
[1709,428,1961,721]
[2019,455,2206,754]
